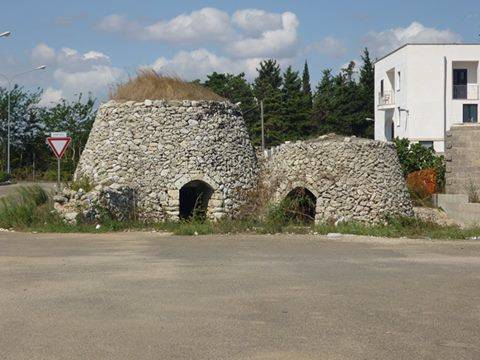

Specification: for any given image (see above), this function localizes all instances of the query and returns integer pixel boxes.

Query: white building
[374,44,480,152]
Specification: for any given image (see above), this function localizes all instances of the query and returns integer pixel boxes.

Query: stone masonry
[263,135,413,223]
[69,100,413,225]
[75,99,259,221]
[445,123,480,195]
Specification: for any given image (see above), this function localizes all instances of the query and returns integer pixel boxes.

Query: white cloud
[61,47,79,57]
[145,7,232,42]
[28,43,126,101]
[310,36,348,58]
[232,9,283,35]
[364,21,462,57]
[96,14,141,36]
[38,87,64,107]
[227,12,299,58]
[150,49,263,80]
[83,51,110,61]
[54,65,124,95]
[31,43,56,63]
[97,8,299,59]
[97,8,232,43]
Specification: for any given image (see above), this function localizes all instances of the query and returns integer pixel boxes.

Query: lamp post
[0,65,46,173]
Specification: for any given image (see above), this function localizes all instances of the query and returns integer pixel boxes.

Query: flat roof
[374,43,480,64]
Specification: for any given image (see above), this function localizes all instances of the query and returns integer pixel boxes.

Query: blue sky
[0,0,478,105]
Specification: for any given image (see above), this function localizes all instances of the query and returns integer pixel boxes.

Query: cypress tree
[301,60,312,109]
[253,60,283,147]
[282,66,307,140]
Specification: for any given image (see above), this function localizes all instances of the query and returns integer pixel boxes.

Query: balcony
[453,84,479,100]
[378,90,395,107]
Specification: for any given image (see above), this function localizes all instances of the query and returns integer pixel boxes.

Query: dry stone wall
[72,99,413,225]
[263,135,413,223]
[75,99,259,221]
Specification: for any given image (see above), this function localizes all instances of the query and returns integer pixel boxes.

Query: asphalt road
[0,181,56,197]
[1,232,480,360]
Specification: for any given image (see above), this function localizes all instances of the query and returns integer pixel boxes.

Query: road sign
[50,131,67,138]
[47,133,71,192]
[47,136,71,159]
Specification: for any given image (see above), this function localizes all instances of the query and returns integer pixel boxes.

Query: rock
[327,233,342,237]
[53,195,68,204]
[64,212,78,224]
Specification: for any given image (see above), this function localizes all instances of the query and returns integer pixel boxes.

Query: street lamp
[0,31,11,38]
[0,65,47,173]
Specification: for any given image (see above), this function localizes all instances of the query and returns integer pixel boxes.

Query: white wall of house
[374,44,480,152]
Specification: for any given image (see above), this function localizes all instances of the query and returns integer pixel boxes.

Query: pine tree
[281,66,307,140]
[253,59,284,146]
[301,60,312,109]
[358,48,375,138]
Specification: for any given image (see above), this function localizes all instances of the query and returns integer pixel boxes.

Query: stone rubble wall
[75,99,260,221]
[263,134,413,223]
[445,124,480,195]
[72,99,413,225]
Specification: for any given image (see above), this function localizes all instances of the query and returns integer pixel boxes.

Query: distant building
[374,44,480,152]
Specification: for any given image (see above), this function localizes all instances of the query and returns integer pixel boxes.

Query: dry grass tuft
[110,70,224,102]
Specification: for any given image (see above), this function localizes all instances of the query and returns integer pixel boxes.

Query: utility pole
[0,66,46,173]
[260,99,265,151]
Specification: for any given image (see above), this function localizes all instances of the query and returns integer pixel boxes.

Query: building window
[453,69,468,99]
[380,79,384,97]
[463,104,478,123]
[419,141,434,149]
[396,71,401,91]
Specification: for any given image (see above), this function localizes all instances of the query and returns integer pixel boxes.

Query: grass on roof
[110,70,224,102]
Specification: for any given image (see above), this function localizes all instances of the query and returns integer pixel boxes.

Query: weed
[70,176,95,192]
[467,181,480,203]
[110,70,224,102]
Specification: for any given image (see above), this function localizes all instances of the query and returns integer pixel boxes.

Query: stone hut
[75,99,259,221]
[263,135,413,224]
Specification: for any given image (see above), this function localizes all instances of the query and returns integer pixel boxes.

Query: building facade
[374,44,480,152]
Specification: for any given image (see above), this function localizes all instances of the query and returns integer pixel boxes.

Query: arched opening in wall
[281,187,317,225]
[179,180,214,220]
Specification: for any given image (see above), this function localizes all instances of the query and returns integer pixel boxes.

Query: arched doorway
[281,187,317,224]
[179,180,214,220]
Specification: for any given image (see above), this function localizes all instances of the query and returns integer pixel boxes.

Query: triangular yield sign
[47,137,72,159]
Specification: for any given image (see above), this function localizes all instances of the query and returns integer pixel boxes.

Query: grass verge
[1,186,480,240]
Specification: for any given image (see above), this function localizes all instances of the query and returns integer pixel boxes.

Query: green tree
[281,66,309,140]
[0,85,43,171]
[358,48,375,138]
[41,94,96,174]
[253,59,284,146]
[301,60,312,109]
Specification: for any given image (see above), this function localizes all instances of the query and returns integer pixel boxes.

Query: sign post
[47,132,71,192]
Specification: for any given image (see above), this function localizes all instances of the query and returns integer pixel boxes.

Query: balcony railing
[453,84,479,100]
[378,90,395,106]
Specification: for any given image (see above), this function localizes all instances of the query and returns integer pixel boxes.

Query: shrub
[70,176,95,192]
[0,171,11,183]
[0,186,52,229]
[110,70,224,102]
[394,138,445,192]
[406,168,437,206]
[12,166,35,181]
[467,181,480,203]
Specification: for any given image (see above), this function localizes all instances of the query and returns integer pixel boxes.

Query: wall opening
[281,187,317,224]
[179,180,214,220]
